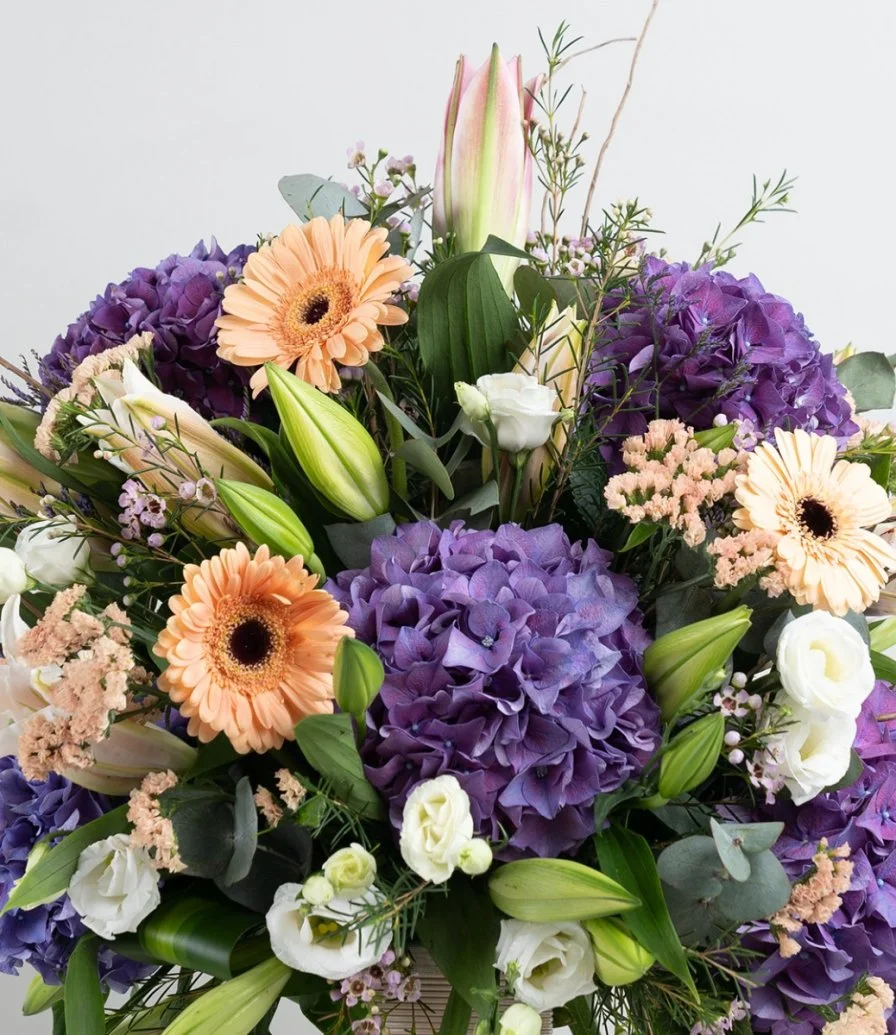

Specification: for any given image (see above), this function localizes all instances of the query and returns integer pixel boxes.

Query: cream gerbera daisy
[155,543,352,753]
[216,215,411,395]
[733,429,896,615]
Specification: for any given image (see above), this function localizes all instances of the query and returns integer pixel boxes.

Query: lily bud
[433,45,542,291]
[489,857,640,922]
[216,480,325,578]
[72,721,198,797]
[658,712,725,800]
[645,606,753,721]
[333,637,384,727]
[0,404,56,517]
[267,364,389,521]
[584,917,654,986]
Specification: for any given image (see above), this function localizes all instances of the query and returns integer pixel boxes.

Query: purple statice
[41,239,255,420]
[0,756,149,990]
[328,521,660,859]
[587,257,857,459]
[747,682,896,1034]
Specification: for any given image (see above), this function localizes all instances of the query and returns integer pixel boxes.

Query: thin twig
[0,355,49,397]
[556,36,637,72]
[580,0,661,236]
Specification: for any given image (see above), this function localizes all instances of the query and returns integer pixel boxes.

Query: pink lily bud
[434,45,542,290]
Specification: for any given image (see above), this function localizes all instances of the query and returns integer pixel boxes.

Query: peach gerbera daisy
[154,543,351,753]
[733,428,896,615]
[216,214,412,395]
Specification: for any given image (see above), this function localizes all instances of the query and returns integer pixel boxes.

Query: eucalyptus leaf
[656,836,724,900]
[278,174,367,221]
[709,820,750,882]
[64,936,105,1035]
[653,584,714,639]
[169,791,236,880]
[836,351,896,412]
[220,777,259,887]
[662,884,728,947]
[715,849,791,924]
[218,821,313,914]
[294,713,385,821]
[714,821,784,855]
[395,439,455,499]
[325,513,396,570]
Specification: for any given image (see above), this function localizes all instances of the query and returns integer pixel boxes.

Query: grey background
[1,0,895,1031]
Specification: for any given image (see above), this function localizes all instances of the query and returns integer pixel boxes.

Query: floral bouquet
[4,15,896,1035]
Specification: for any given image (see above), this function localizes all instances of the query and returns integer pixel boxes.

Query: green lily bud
[333,637,385,727]
[216,479,324,577]
[267,363,389,522]
[658,712,725,800]
[489,858,640,922]
[693,423,738,452]
[584,917,654,986]
[645,606,752,721]
[21,974,64,1016]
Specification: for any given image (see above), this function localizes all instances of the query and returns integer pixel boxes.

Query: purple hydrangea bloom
[587,258,857,456]
[41,239,255,420]
[328,521,661,859]
[747,682,896,1033]
[0,756,150,990]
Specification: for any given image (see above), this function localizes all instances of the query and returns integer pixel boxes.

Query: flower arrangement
[4,16,896,1035]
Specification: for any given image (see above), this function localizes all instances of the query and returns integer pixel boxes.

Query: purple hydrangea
[41,239,255,420]
[747,682,896,1034]
[328,521,661,859]
[587,257,857,456]
[0,756,149,990]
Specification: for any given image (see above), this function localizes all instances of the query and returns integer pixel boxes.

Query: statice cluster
[41,239,255,420]
[0,756,147,989]
[747,682,896,1034]
[329,521,660,859]
[587,258,857,457]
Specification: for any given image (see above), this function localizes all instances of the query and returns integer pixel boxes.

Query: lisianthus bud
[498,1003,543,1035]
[645,606,753,721]
[458,838,493,876]
[267,364,389,522]
[658,713,725,800]
[455,381,490,422]
[458,373,560,455]
[323,843,377,896]
[216,480,325,577]
[488,858,639,922]
[584,917,654,986]
[333,637,385,728]
[302,874,336,906]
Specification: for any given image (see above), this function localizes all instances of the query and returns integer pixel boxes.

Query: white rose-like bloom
[495,919,597,1012]
[68,834,161,939]
[15,517,91,588]
[768,696,857,805]
[323,842,377,895]
[457,373,560,454]
[400,774,474,883]
[499,1002,543,1035]
[266,883,391,981]
[0,548,28,603]
[777,611,874,718]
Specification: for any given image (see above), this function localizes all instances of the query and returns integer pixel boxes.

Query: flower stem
[507,451,530,524]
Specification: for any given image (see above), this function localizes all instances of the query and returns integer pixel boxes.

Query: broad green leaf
[184,735,241,780]
[556,996,598,1035]
[324,513,396,570]
[441,480,500,522]
[620,522,657,553]
[872,649,896,684]
[417,877,499,1017]
[395,439,455,499]
[211,418,308,503]
[595,826,697,1000]
[709,819,750,882]
[2,806,128,914]
[837,352,896,411]
[168,789,235,880]
[440,990,473,1035]
[221,777,259,887]
[481,234,533,260]
[716,849,791,924]
[417,252,520,403]
[52,1001,65,1035]
[693,423,738,451]
[278,174,366,221]
[514,265,558,321]
[294,713,385,821]
[374,390,435,446]
[64,936,105,1035]
[217,821,313,915]
[593,783,646,834]
[22,973,64,1016]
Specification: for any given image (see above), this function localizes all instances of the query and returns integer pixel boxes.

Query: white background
[1,0,894,1031]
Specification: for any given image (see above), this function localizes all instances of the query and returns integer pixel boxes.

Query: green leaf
[168,789,236,880]
[211,418,307,502]
[325,513,396,570]
[294,713,385,821]
[715,849,791,924]
[374,390,435,446]
[441,480,500,523]
[278,174,367,221]
[714,821,784,855]
[872,649,896,683]
[22,973,64,1016]
[595,826,697,1000]
[823,749,864,793]
[417,877,499,1018]
[440,990,474,1035]
[656,836,724,900]
[217,821,313,915]
[184,736,241,780]
[481,235,533,261]
[0,410,93,498]
[395,439,455,499]
[593,783,647,834]
[513,265,558,321]
[52,1001,66,1035]
[417,252,520,402]
[221,777,259,887]
[558,995,598,1035]
[620,523,658,553]
[837,352,896,411]
[64,936,105,1035]
[2,806,128,914]
[709,819,750,882]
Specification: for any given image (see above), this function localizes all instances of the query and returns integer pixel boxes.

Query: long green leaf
[440,990,473,1035]
[294,713,385,821]
[872,649,896,683]
[395,439,455,499]
[2,806,128,914]
[595,826,697,1000]
[64,936,105,1035]
[221,777,259,886]
[0,410,94,498]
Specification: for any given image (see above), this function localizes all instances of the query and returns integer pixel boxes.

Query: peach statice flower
[128,770,185,873]
[154,543,352,754]
[707,528,783,595]
[216,215,412,396]
[276,768,307,812]
[253,786,284,828]
[733,429,896,615]
[822,978,895,1035]
[604,418,746,547]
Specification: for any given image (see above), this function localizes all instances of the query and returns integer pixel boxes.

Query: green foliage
[220,777,259,887]
[836,351,896,412]
[325,514,396,570]
[64,936,105,1035]
[166,787,237,880]
[440,990,474,1035]
[278,174,367,221]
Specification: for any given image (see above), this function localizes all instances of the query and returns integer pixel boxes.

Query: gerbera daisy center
[278,270,356,356]
[229,617,275,668]
[797,496,837,540]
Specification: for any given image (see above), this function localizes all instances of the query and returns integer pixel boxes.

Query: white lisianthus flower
[15,517,91,588]
[499,1002,543,1035]
[400,775,474,884]
[0,548,29,603]
[266,883,391,981]
[767,696,857,805]
[456,373,561,454]
[495,919,597,1012]
[776,611,875,718]
[68,834,161,939]
[323,842,377,895]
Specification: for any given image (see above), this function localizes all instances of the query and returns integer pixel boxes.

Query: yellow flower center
[275,268,357,358]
